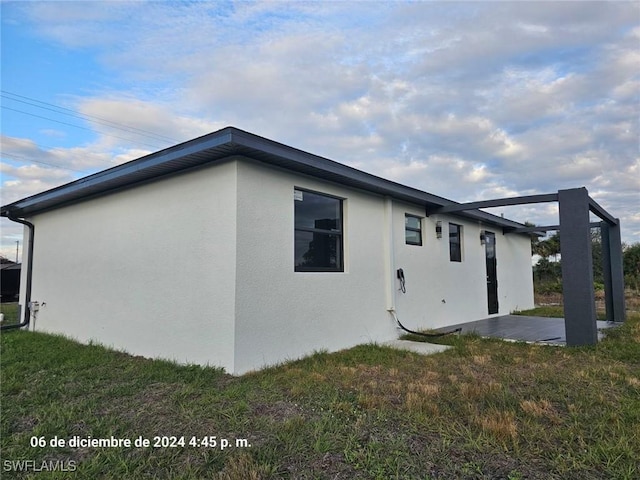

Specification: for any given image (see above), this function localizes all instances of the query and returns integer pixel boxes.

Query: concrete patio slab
[435,315,620,344]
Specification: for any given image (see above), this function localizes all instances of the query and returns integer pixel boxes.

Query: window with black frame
[449,223,462,262]
[294,189,343,272]
[405,214,422,245]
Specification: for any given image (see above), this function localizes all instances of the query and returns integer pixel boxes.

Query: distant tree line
[531,230,640,294]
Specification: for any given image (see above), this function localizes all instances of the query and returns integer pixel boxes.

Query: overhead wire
[1,105,167,150]
[1,90,179,144]
[1,90,182,176]
[1,152,89,174]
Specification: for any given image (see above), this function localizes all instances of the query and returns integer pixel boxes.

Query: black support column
[602,222,614,321]
[602,219,626,323]
[558,188,597,346]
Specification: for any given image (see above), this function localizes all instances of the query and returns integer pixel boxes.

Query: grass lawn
[1,314,639,479]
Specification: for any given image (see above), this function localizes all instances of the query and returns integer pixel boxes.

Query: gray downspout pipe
[1,215,34,331]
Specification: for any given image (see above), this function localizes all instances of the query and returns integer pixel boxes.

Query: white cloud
[1,162,71,182]
[76,97,221,148]
[2,134,112,173]
[2,0,639,247]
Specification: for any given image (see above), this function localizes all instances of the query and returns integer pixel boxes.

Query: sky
[1,0,639,262]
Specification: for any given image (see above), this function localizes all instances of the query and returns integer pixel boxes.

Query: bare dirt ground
[535,290,640,313]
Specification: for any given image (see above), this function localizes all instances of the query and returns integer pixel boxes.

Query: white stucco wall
[392,204,534,330]
[232,160,395,374]
[19,156,534,375]
[495,231,535,314]
[25,161,238,372]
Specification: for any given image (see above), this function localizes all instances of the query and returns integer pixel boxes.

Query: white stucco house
[1,127,534,374]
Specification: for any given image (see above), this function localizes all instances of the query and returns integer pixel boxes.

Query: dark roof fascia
[1,126,526,231]
[0,128,237,217]
[225,129,526,230]
[229,129,455,205]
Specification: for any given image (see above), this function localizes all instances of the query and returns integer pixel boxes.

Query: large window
[449,223,462,262]
[405,214,422,246]
[294,189,343,272]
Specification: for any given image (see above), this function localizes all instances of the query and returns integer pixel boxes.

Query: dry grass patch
[627,376,640,388]
[477,410,518,443]
[421,370,440,380]
[405,392,440,415]
[407,381,440,396]
[350,365,445,413]
[628,317,640,341]
[458,382,484,399]
[309,372,326,382]
[520,399,562,424]
[337,366,357,375]
[472,354,490,365]
[214,453,270,480]
[458,379,502,400]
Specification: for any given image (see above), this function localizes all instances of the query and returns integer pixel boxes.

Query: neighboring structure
[0,262,21,302]
[1,127,535,374]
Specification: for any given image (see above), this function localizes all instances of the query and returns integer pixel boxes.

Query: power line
[1,152,89,173]
[1,90,184,175]
[1,105,166,150]
[1,90,179,144]
[2,136,105,171]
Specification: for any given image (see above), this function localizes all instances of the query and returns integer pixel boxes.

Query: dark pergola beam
[506,222,601,234]
[428,193,558,215]
[589,197,617,225]
[429,191,616,227]
[508,225,560,234]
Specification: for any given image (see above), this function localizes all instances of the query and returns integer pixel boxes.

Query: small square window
[405,214,422,246]
[449,223,462,262]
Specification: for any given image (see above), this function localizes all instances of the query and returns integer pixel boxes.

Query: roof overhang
[1,126,526,231]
